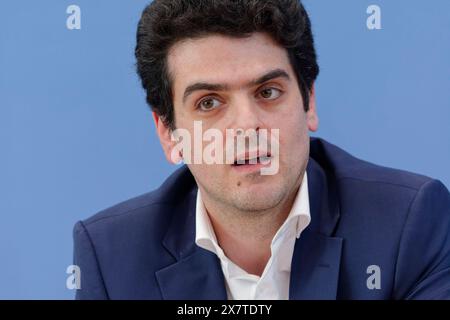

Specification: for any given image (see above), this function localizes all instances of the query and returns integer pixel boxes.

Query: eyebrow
[182,68,290,103]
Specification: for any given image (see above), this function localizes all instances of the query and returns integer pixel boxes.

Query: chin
[230,185,286,212]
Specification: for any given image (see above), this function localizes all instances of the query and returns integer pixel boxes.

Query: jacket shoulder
[77,165,196,230]
[310,137,433,191]
[72,165,197,299]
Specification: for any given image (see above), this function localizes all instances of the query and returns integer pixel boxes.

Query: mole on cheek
[237,181,241,187]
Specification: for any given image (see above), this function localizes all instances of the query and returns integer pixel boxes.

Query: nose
[227,94,263,133]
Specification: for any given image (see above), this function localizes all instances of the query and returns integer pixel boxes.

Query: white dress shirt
[195,172,311,300]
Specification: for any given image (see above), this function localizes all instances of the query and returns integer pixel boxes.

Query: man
[73,0,450,299]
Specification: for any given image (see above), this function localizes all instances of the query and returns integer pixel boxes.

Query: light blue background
[0,1,449,299]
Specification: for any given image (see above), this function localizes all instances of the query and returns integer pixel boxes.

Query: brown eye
[198,97,221,111]
[259,87,282,100]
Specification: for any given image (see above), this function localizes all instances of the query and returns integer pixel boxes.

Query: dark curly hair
[135,0,319,130]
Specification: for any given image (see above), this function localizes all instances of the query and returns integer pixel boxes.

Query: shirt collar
[195,172,311,253]
[195,188,225,258]
[278,171,311,240]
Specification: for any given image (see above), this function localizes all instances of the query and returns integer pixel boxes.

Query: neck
[200,181,301,276]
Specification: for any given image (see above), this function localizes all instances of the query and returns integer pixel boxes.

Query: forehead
[167,32,292,93]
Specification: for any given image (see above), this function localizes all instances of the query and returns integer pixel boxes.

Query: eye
[197,97,222,111]
[258,87,282,100]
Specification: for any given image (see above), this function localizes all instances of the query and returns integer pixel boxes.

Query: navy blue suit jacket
[73,138,450,299]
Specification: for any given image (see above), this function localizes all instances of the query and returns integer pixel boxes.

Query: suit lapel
[156,184,227,299]
[289,231,343,299]
[156,249,227,299]
[289,158,343,299]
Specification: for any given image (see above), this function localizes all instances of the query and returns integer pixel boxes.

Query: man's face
[158,32,318,213]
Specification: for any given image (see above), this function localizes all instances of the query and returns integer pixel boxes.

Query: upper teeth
[235,156,271,164]
[259,156,271,164]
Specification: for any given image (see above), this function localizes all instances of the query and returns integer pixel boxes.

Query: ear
[152,112,182,164]
[306,84,319,132]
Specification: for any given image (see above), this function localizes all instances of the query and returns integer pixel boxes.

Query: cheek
[278,114,309,159]
[188,163,229,191]
[187,164,211,185]
[273,93,305,126]
[190,162,226,175]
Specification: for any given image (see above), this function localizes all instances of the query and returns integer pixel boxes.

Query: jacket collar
[289,157,343,300]
[157,181,227,299]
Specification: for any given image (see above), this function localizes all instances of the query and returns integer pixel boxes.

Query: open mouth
[232,154,272,166]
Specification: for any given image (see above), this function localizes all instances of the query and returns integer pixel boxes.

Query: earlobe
[152,112,180,164]
[307,114,319,132]
[306,85,319,132]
